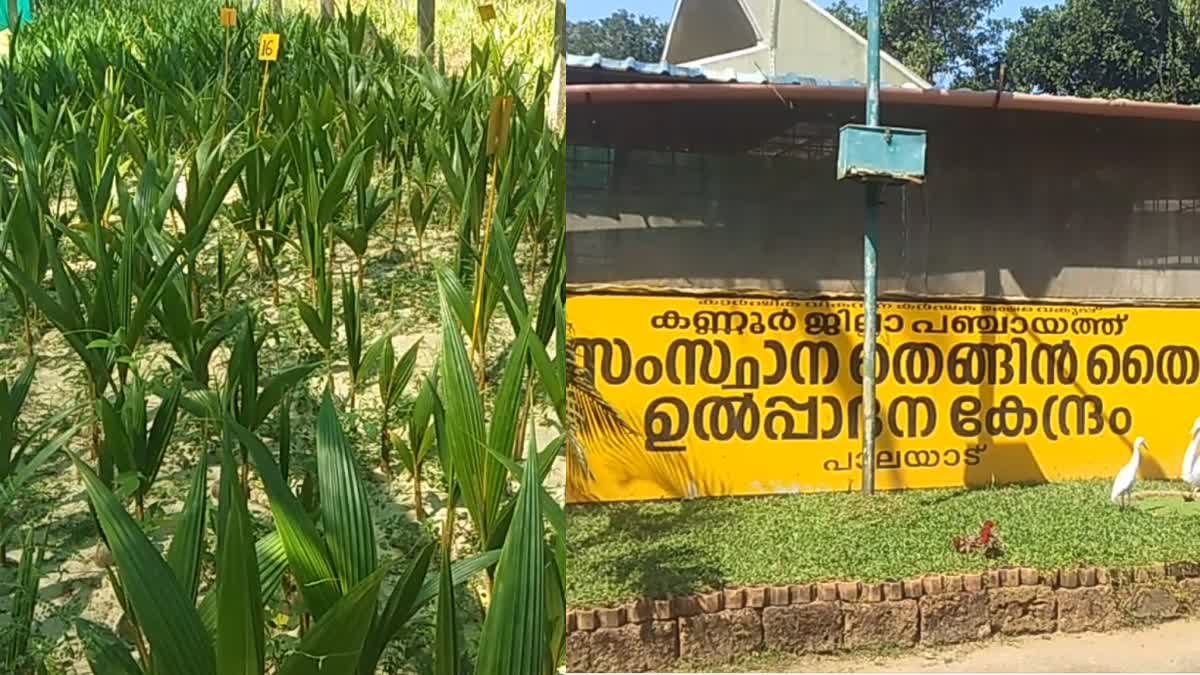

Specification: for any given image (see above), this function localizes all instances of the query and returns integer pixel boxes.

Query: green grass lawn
[568,480,1200,607]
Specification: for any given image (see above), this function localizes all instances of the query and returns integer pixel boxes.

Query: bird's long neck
[1186,433,1200,476]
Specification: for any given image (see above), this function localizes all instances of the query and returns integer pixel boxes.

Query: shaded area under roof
[567,52,1200,124]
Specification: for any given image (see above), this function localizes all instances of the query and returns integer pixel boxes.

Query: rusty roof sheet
[567,52,1200,123]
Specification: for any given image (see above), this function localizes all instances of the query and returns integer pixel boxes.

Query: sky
[567,0,1061,24]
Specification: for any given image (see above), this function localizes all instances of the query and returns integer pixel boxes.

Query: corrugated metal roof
[566,52,1200,123]
[567,52,924,88]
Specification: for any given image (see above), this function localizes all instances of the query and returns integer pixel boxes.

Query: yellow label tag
[486,95,513,157]
[258,33,281,62]
[219,7,237,28]
[477,4,496,21]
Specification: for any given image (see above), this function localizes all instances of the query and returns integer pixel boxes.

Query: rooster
[952,520,1003,558]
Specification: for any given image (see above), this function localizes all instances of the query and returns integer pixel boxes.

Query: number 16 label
[258,33,281,61]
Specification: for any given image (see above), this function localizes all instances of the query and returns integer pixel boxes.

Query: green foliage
[566,10,668,62]
[826,0,1003,86]
[1,528,44,673]
[0,0,564,672]
[95,372,182,512]
[1005,0,1200,102]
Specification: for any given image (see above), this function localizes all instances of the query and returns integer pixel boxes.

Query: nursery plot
[0,1,564,673]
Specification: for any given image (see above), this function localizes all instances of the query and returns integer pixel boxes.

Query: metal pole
[861,0,882,495]
[419,0,435,57]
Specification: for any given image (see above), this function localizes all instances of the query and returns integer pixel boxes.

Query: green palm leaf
[68,451,216,675]
[230,419,341,619]
[75,618,142,675]
[476,423,547,674]
[435,271,493,542]
[215,437,265,675]
[315,389,377,590]
[275,564,388,675]
[164,452,207,603]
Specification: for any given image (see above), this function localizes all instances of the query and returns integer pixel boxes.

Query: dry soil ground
[763,617,1200,673]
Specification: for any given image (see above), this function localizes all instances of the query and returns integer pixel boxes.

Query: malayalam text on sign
[566,291,1200,503]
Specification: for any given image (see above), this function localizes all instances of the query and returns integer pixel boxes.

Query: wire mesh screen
[567,102,1200,302]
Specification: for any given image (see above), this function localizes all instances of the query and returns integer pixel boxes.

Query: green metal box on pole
[1,0,32,31]
[837,124,927,184]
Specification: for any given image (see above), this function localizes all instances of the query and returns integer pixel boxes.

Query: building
[661,0,930,88]
[565,54,1200,504]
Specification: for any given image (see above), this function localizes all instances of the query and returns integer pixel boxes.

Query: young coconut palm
[337,114,396,296]
[286,89,370,301]
[375,334,420,474]
[0,97,70,354]
[227,389,501,675]
[1,528,44,672]
[70,388,498,675]
[392,372,436,519]
[232,130,293,304]
[0,360,82,565]
[95,372,183,519]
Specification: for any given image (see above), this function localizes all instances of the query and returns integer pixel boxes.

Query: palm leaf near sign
[564,324,641,482]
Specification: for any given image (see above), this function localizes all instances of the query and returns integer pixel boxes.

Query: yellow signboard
[219,7,237,28]
[477,4,496,21]
[566,291,1200,504]
[257,33,281,62]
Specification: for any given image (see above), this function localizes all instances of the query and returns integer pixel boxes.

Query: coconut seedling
[171,106,254,320]
[375,333,419,474]
[337,114,396,296]
[1,529,44,672]
[341,274,363,409]
[0,97,70,354]
[297,261,335,385]
[95,372,183,519]
[406,167,439,265]
[232,130,292,304]
[0,359,84,568]
[286,87,369,301]
[394,372,436,519]
[226,390,501,675]
[0,154,205,461]
[0,361,35,504]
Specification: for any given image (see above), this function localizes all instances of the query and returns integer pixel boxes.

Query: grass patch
[568,480,1200,607]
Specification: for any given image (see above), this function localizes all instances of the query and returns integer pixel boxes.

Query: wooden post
[418,0,434,56]
[549,0,565,132]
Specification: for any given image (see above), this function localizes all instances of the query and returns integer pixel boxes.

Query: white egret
[1110,436,1146,510]
[1182,418,1200,498]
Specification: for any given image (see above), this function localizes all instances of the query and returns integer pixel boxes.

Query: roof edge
[566,81,1200,124]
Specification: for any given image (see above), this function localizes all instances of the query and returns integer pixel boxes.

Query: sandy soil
[764,618,1200,673]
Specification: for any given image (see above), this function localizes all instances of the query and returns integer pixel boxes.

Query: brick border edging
[567,562,1200,672]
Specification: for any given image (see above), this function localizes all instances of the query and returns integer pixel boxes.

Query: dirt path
[768,619,1200,672]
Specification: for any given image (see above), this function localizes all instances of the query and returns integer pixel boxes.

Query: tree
[1004,0,1200,103]
[566,10,669,62]
[826,0,1003,86]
